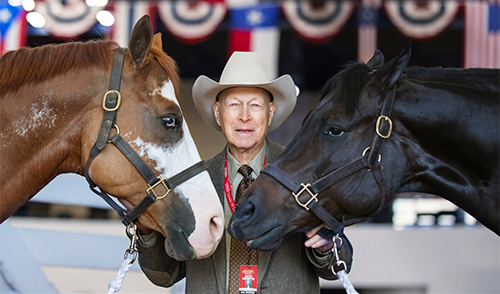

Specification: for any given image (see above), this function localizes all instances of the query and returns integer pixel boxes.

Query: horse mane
[0,38,180,96]
[320,61,499,115]
[320,61,372,115]
[0,39,118,95]
[405,66,499,92]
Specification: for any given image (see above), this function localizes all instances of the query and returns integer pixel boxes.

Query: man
[136,52,337,293]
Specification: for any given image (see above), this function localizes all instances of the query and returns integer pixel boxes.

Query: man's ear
[268,102,276,126]
[213,101,221,126]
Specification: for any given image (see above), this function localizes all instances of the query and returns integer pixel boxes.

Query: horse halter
[84,48,208,226]
[260,84,396,250]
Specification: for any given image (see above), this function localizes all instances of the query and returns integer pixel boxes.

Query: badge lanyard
[224,153,266,213]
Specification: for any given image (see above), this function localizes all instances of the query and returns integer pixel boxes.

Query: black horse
[229,44,499,252]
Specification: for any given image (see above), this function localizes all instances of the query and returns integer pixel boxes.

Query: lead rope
[108,224,139,294]
[330,235,359,294]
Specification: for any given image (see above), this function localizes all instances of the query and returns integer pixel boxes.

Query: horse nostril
[210,215,224,240]
[240,202,255,221]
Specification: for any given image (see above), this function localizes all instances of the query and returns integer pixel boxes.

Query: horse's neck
[0,76,104,216]
[405,67,500,92]
[394,77,499,233]
[396,71,499,160]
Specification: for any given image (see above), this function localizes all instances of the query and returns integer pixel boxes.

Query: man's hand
[304,223,334,253]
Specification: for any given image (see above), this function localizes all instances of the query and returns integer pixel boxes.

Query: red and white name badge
[239,265,258,294]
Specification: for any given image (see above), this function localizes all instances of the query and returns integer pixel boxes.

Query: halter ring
[362,147,381,162]
[107,125,120,143]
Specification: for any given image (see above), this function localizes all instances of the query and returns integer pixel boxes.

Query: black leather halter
[261,85,396,239]
[84,48,208,226]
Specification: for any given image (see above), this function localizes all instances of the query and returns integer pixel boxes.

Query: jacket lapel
[207,148,228,294]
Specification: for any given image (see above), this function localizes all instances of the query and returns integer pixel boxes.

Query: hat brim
[192,74,297,132]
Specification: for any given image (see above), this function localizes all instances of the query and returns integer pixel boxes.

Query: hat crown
[219,52,271,85]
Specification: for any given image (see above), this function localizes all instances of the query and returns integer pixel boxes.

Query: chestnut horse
[229,44,499,253]
[0,15,224,261]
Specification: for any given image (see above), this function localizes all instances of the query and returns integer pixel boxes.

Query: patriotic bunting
[35,0,101,39]
[228,2,280,79]
[464,0,500,68]
[0,3,27,54]
[384,0,459,40]
[107,1,154,47]
[2,1,496,70]
[157,0,227,45]
[282,0,355,44]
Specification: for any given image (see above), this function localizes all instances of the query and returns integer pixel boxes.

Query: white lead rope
[108,255,135,294]
[330,234,359,294]
[108,224,139,294]
[337,270,359,294]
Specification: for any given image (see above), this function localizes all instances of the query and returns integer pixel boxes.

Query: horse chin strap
[260,85,397,267]
[84,48,208,226]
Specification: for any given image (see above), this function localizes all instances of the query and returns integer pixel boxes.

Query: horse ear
[366,49,385,70]
[152,33,163,51]
[377,42,412,90]
[128,14,154,68]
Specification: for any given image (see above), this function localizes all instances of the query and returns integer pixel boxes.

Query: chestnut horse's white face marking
[136,80,224,258]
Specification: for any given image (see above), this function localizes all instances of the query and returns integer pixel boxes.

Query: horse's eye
[326,128,344,137]
[162,117,177,128]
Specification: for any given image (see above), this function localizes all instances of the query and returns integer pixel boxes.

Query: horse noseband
[259,85,396,270]
[84,48,207,226]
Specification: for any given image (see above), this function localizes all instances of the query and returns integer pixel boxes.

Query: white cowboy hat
[192,51,298,132]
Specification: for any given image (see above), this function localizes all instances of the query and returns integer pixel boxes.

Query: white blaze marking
[140,79,224,258]
[150,80,178,104]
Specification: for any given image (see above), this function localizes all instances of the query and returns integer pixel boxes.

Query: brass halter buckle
[376,115,392,139]
[292,183,318,211]
[102,90,122,111]
[147,177,172,200]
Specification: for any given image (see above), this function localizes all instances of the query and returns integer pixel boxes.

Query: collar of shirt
[226,140,267,185]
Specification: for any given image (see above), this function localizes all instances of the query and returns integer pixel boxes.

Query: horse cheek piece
[84,48,208,245]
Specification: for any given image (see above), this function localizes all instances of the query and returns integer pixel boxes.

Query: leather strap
[309,157,368,194]
[110,134,158,186]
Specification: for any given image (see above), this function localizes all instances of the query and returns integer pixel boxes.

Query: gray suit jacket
[137,139,336,293]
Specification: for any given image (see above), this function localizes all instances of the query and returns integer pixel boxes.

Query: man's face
[213,87,276,152]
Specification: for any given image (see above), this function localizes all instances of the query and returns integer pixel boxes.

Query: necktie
[228,165,258,294]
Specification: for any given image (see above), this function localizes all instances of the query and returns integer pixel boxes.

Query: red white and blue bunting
[107,1,155,47]
[0,3,27,54]
[5,0,496,69]
[384,0,460,40]
[157,0,227,45]
[35,0,101,39]
[282,0,355,44]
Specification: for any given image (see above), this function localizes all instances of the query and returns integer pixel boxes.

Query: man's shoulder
[266,139,285,161]
[206,147,226,177]
[206,148,225,166]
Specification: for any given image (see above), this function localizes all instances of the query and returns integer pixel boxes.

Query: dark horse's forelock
[0,38,179,96]
[320,61,373,116]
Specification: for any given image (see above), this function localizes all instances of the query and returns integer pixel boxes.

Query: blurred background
[0,0,499,293]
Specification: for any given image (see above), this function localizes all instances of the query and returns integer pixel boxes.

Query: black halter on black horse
[229,43,499,271]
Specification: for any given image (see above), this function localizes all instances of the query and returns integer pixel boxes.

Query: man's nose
[239,106,250,121]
